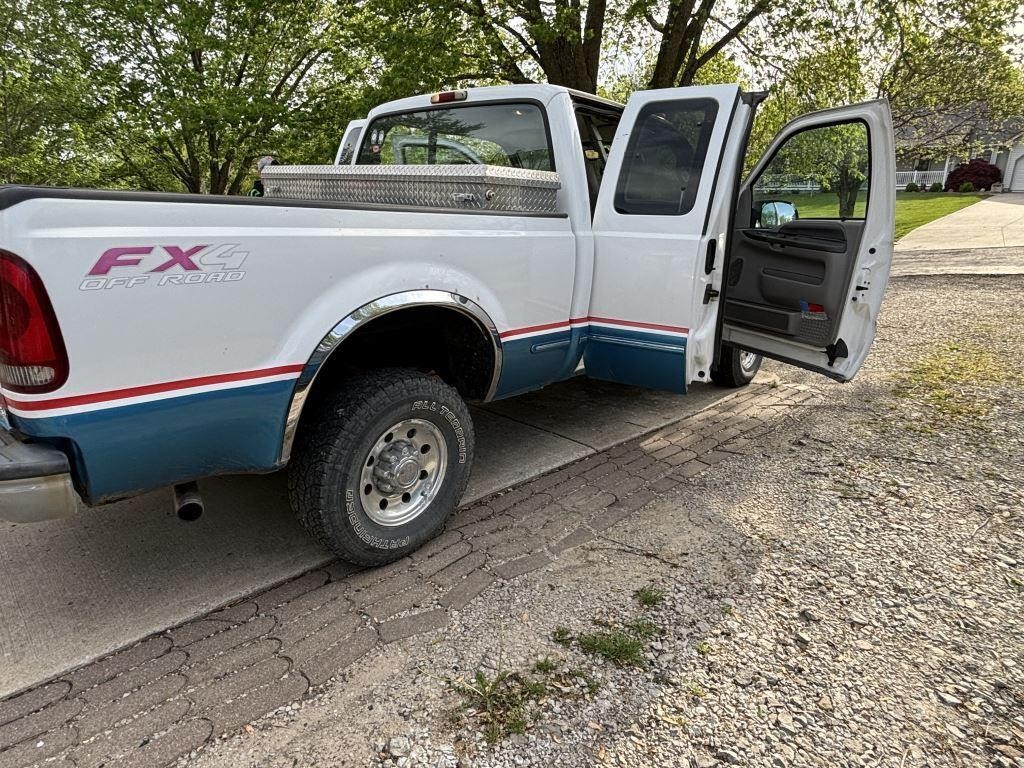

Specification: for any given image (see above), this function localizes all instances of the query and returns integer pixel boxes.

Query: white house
[896,116,1024,191]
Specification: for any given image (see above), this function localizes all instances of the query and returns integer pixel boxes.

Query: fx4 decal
[80,244,249,290]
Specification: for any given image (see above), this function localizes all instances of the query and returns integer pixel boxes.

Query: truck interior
[724,121,872,351]
[572,98,623,214]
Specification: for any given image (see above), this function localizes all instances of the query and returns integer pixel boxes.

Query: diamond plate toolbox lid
[260,164,561,214]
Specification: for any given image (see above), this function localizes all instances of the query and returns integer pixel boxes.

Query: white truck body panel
[0,197,575,500]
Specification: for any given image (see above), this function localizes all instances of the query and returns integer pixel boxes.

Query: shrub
[945,159,1001,191]
[929,182,943,193]
[958,181,976,193]
[904,182,920,192]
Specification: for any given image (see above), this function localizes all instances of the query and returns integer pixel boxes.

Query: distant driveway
[896,192,1024,251]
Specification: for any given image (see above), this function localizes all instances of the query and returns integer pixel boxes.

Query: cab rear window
[357,103,554,171]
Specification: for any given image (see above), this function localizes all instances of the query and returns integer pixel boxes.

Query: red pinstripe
[5,364,305,412]
[501,316,688,340]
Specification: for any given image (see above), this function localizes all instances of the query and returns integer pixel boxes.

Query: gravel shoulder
[182,275,1024,768]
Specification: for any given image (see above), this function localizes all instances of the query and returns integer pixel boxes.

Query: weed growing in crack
[554,608,663,667]
[892,341,1016,424]
[568,667,602,694]
[533,656,558,674]
[634,585,665,607]
[452,643,601,743]
[687,682,707,699]
[453,670,538,744]
[552,626,572,646]
[627,618,659,639]
[577,629,646,666]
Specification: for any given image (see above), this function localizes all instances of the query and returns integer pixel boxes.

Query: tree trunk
[648,0,697,89]
[530,0,605,94]
[833,166,860,219]
[647,0,765,89]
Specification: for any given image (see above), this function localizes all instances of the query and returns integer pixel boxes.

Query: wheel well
[299,306,496,424]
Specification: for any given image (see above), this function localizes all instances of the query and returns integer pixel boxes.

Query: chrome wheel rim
[359,418,447,527]
[739,351,760,374]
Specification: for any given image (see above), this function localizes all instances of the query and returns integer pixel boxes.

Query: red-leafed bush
[944,159,1002,191]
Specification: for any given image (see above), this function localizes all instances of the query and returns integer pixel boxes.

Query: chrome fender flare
[280,290,502,463]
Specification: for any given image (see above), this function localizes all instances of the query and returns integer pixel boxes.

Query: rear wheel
[710,346,762,388]
[288,368,474,566]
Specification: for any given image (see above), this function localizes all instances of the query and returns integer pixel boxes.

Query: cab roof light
[430,90,468,104]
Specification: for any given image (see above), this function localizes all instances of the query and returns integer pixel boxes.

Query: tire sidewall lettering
[342,395,467,550]
[344,488,412,549]
[412,399,467,464]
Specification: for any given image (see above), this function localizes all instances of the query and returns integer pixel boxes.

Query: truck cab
[0,83,894,565]
[333,84,892,390]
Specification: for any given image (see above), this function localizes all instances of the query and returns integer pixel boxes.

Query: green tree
[879,23,1024,155]
[744,0,1022,213]
[0,0,111,186]
[76,0,367,194]
[747,0,1024,159]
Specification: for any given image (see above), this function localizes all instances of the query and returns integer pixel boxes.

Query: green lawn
[784,191,988,240]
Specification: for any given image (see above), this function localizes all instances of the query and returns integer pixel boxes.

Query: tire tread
[288,368,472,566]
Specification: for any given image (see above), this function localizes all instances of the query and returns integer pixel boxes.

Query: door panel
[726,219,865,347]
[585,85,742,392]
[721,101,895,380]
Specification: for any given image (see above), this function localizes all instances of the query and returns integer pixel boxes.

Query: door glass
[753,122,869,223]
[613,99,719,215]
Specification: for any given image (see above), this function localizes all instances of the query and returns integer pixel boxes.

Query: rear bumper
[0,425,78,522]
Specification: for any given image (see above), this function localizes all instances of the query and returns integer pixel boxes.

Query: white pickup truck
[0,84,894,564]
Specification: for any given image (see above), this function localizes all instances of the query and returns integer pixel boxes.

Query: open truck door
[719,100,895,381]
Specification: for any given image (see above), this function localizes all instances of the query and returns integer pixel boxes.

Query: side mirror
[754,200,799,228]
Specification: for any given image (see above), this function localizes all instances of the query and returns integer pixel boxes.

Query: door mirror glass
[752,121,869,222]
[754,200,798,228]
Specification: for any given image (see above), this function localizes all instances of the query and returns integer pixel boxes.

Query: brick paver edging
[0,383,815,768]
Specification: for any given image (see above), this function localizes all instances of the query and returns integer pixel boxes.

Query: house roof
[895,107,1024,150]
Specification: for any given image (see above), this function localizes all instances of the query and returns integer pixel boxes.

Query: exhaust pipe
[174,481,204,521]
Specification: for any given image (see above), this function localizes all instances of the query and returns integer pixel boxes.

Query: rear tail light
[0,250,68,393]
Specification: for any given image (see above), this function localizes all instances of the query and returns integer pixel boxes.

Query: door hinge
[825,338,849,366]
[703,285,720,304]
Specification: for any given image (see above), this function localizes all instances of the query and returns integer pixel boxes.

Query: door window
[613,99,719,215]
[752,122,870,223]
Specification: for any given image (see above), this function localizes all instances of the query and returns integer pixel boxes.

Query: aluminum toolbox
[260,164,561,214]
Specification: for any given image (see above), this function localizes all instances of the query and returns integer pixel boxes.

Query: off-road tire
[288,368,474,566]
[710,346,762,388]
